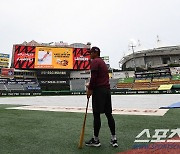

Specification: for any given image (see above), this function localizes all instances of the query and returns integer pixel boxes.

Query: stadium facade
[119,45,180,70]
[0,40,116,95]
[1,41,180,96]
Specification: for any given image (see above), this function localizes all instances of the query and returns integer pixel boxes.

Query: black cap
[90,46,100,53]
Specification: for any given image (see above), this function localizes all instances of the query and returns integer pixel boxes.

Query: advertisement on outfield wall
[73,48,90,70]
[13,45,35,69]
[35,47,73,69]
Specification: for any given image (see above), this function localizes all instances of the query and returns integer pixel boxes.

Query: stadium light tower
[129,39,137,72]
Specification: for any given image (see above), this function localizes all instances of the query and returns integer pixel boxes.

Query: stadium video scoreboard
[13,45,91,70]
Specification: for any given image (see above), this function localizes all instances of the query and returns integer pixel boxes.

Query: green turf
[0,104,180,154]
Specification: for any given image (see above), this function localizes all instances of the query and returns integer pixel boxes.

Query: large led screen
[13,46,91,70]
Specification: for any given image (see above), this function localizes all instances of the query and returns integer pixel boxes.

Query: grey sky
[0,0,180,68]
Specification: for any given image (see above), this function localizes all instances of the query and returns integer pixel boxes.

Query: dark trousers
[93,112,116,137]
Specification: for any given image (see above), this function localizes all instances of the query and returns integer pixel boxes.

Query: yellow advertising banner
[35,47,73,69]
[0,58,9,62]
[158,84,173,90]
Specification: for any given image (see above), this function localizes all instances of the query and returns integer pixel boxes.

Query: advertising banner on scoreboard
[35,47,73,69]
[73,48,91,70]
[13,45,35,69]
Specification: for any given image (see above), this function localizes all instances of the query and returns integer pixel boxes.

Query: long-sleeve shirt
[88,57,110,90]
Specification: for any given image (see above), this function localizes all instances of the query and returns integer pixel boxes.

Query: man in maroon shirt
[86,46,118,147]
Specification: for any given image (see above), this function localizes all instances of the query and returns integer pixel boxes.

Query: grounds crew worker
[86,46,118,147]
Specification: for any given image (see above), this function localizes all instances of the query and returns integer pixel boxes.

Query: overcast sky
[0,0,180,68]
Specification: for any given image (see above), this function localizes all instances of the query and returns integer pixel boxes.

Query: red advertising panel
[73,48,90,70]
[14,45,35,69]
[1,68,14,77]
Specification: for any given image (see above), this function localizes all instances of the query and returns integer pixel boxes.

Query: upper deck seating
[6,84,24,91]
[0,84,7,90]
[116,77,134,89]
[132,80,151,90]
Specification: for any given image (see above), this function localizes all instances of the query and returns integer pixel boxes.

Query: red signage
[14,45,35,69]
[73,48,90,70]
[1,68,14,76]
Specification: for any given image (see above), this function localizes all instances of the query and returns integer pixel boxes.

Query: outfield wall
[1,89,180,97]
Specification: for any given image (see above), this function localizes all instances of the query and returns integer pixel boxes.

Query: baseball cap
[89,46,100,53]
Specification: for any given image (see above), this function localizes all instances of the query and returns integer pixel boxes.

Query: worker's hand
[86,89,92,99]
